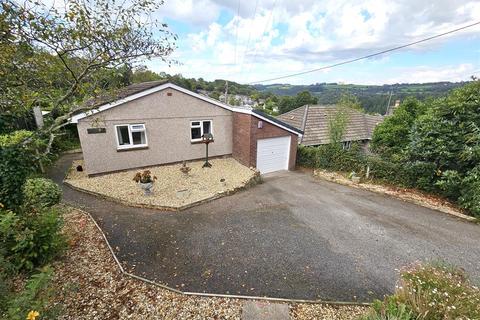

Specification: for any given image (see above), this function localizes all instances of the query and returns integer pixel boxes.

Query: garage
[256,136,291,174]
[232,110,302,174]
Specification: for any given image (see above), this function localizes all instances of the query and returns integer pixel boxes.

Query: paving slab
[242,301,290,320]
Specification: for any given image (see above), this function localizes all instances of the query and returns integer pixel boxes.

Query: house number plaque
[87,128,106,134]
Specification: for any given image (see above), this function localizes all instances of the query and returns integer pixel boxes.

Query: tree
[371,98,426,159]
[295,90,318,108]
[408,81,480,174]
[328,108,348,146]
[338,93,363,112]
[278,96,295,114]
[2,0,176,154]
[131,65,163,83]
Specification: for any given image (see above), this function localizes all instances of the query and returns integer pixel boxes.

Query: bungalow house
[71,81,302,175]
[276,105,384,151]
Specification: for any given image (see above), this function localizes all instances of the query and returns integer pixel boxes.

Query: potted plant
[133,170,157,195]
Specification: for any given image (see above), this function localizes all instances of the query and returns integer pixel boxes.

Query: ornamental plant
[359,263,480,320]
[133,170,157,184]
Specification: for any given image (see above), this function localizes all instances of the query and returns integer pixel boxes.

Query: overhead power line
[247,21,480,84]
[233,0,241,64]
[239,0,259,70]
[245,0,278,81]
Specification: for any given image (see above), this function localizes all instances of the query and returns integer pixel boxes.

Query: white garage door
[256,136,291,174]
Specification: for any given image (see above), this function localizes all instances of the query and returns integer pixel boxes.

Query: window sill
[117,145,149,152]
[190,140,204,144]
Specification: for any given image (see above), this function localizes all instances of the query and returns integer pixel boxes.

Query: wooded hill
[254,82,469,114]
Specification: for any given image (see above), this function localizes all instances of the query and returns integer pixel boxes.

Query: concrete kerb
[65,204,372,307]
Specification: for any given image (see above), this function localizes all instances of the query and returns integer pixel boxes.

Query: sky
[143,0,480,85]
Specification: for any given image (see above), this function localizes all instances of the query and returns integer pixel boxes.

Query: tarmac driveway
[51,154,480,302]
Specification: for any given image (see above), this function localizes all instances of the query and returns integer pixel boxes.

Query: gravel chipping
[50,208,369,319]
[290,303,367,320]
[65,158,257,209]
[51,208,243,319]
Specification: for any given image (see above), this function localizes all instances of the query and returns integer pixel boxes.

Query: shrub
[23,178,62,209]
[0,251,13,313]
[404,161,437,191]
[459,166,480,217]
[4,267,55,320]
[0,131,38,209]
[365,156,410,186]
[359,296,414,320]
[297,144,365,173]
[297,145,317,168]
[434,170,462,200]
[360,263,480,320]
[0,207,66,272]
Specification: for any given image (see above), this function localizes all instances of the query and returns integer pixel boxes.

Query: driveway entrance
[50,154,480,302]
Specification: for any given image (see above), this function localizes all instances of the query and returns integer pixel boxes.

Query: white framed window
[190,120,212,142]
[115,124,148,149]
[342,141,352,150]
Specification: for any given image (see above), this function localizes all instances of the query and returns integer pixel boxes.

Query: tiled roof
[276,105,384,146]
[82,80,169,109]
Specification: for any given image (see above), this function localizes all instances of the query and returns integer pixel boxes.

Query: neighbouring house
[276,105,384,151]
[70,81,302,175]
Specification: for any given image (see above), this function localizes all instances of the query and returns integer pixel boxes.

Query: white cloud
[385,63,477,84]
[149,0,480,84]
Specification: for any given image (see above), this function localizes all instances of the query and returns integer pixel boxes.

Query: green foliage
[398,263,480,319]
[434,170,462,199]
[297,144,365,173]
[328,107,349,145]
[371,98,425,159]
[409,81,480,173]
[359,296,414,320]
[359,263,480,320]
[0,131,39,209]
[255,81,468,115]
[0,251,13,312]
[459,166,480,217]
[278,91,318,114]
[338,93,363,112]
[4,267,55,320]
[0,207,66,272]
[23,178,62,209]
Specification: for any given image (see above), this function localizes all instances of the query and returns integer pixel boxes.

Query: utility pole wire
[247,21,480,84]
[233,0,241,65]
[246,0,278,82]
[239,0,259,70]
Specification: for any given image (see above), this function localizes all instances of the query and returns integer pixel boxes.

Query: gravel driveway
[50,153,480,302]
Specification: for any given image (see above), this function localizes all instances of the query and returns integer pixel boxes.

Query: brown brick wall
[232,112,298,170]
[232,112,252,167]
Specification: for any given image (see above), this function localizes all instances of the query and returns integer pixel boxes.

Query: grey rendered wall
[77,88,233,175]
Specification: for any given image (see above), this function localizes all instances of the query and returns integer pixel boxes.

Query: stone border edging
[313,171,477,223]
[68,205,372,307]
[63,172,262,212]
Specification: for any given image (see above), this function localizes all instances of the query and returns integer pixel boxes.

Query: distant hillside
[254,82,469,114]
[130,67,469,115]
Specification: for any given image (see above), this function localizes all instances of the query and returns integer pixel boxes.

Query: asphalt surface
[49,154,480,302]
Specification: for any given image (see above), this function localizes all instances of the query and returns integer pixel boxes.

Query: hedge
[297,145,479,217]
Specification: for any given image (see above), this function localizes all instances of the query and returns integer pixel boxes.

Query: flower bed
[64,158,261,210]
